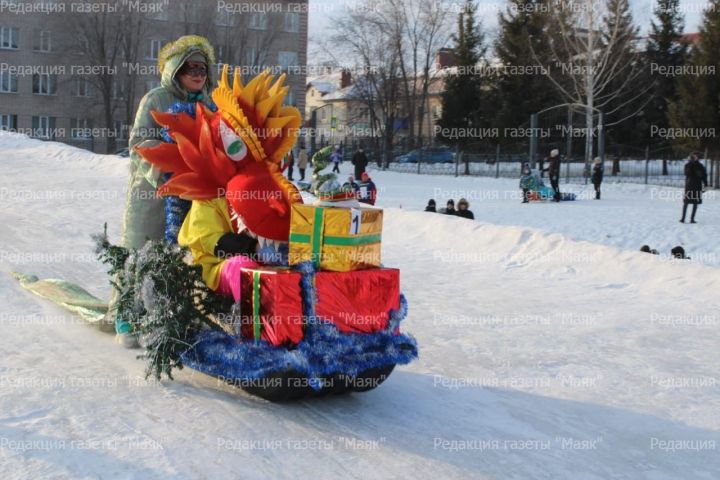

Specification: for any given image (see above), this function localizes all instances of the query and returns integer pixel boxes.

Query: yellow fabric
[178,198,232,290]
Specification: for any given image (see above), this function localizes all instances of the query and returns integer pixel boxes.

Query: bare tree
[209,7,282,82]
[531,0,650,166]
[328,1,404,166]
[386,0,453,148]
[67,1,155,152]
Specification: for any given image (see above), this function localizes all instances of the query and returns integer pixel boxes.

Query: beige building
[0,0,308,152]
[305,57,449,148]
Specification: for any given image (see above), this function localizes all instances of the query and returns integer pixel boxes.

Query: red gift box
[315,268,400,334]
[239,267,304,346]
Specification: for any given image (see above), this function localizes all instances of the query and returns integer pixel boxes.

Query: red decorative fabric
[315,268,400,334]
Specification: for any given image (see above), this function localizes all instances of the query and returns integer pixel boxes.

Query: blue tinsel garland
[181,293,416,390]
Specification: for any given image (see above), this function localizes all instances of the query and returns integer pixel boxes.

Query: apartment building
[0,0,308,152]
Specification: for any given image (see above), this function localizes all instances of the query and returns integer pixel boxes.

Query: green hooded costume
[121,35,216,249]
[111,36,215,335]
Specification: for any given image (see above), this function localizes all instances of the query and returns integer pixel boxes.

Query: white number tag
[349,209,361,235]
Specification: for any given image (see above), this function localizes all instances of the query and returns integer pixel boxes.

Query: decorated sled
[12,68,416,401]
[129,67,419,400]
[521,170,576,202]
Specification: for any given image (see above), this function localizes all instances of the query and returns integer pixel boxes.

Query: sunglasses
[180,63,208,77]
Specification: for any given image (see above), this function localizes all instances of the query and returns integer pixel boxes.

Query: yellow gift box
[288,204,383,271]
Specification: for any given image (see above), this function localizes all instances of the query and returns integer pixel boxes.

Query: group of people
[284,146,309,181]
[425,198,474,219]
[343,173,377,205]
[640,245,690,260]
[520,150,604,203]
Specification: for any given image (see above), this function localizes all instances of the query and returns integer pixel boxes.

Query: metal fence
[382,152,720,189]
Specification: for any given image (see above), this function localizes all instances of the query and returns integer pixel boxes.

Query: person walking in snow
[425,199,437,212]
[591,157,604,200]
[285,149,295,181]
[454,198,475,219]
[297,145,308,181]
[352,147,369,179]
[110,35,217,347]
[544,149,561,202]
[680,152,708,223]
[331,146,342,174]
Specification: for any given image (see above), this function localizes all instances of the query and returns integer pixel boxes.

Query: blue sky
[308,0,709,62]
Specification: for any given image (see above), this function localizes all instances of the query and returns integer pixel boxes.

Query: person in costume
[111,35,216,347]
[136,67,302,303]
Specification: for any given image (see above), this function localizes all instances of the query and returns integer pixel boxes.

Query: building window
[0,71,18,93]
[32,74,56,95]
[284,89,296,106]
[31,116,56,139]
[249,13,267,30]
[146,80,160,92]
[148,39,163,60]
[278,51,298,72]
[283,12,300,33]
[77,37,89,54]
[114,120,128,140]
[246,48,258,66]
[217,45,232,64]
[182,3,198,23]
[72,77,89,97]
[215,9,235,26]
[34,30,52,52]
[147,5,168,21]
[0,114,17,131]
[0,27,19,49]
[112,80,124,100]
[71,118,92,139]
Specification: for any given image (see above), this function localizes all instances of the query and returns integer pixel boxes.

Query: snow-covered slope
[1,133,718,479]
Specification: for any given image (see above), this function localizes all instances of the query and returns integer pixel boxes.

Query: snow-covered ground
[1,133,718,479]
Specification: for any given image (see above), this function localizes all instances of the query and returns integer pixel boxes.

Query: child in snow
[357,172,377,205]
[331,146,342,173]
[455,198,474,219]
[443,199,456,215]
[343,175,360,196]
[425,199,437,212]
[519,163,533,203]
[639,245,659,255]
[591,157,604,200]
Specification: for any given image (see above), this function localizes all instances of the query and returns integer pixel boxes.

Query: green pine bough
[94,225,231,380]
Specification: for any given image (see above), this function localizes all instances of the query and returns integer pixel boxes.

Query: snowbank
[0,135,718,479]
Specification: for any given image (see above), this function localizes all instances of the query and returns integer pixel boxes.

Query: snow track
[1,134,718,479]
